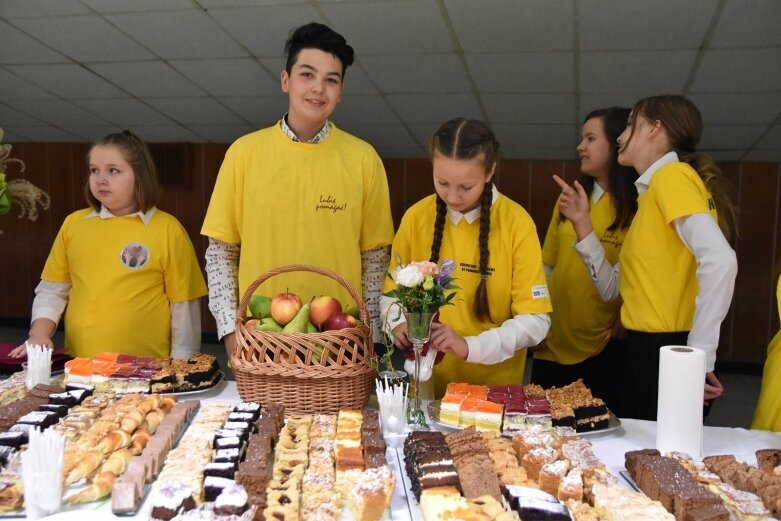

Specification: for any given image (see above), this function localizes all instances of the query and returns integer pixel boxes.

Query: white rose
[394,265,424,287]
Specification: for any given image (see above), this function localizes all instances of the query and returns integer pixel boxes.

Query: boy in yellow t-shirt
[533,107,636,415]
[381,119,551,398]
[202,23,394,355]
[16,130,206,359]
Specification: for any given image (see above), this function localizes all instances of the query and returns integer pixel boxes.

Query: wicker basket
[230,264,376,414]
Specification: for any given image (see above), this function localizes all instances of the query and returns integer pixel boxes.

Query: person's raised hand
[552,175,593,240]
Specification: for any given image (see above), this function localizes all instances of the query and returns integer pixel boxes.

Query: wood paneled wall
[1,143,779,366]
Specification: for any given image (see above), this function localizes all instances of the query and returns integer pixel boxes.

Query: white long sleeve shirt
[572,152,737,371]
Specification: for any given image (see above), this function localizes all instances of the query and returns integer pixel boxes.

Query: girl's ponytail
[679,151,737,242]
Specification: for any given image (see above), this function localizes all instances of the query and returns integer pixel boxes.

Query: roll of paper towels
[656,345,706,458]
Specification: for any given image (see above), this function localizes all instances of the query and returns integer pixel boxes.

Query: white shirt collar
[280,113,331,144]
[86,205,156,225]
[635,151,679,195]
[591,181,606,203]
[447,184,499,225]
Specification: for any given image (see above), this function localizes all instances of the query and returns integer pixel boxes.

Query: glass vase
[404,310,436,430]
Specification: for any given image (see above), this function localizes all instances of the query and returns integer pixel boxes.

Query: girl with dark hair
[555,95,738,420]
[381,118,552,398]
[14,130,207,359]
[532,107,636,413]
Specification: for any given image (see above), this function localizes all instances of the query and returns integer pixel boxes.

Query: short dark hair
[285,22,355,77]
[85,130,161,213]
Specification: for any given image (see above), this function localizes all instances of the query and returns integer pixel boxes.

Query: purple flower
[436,258,455,283]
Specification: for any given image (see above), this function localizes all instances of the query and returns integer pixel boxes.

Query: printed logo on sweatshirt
[531,284,549,299]
[120,242,150,270]
[315,194,347,213]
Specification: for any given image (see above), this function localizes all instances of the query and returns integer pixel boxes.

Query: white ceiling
[0,0,779,161]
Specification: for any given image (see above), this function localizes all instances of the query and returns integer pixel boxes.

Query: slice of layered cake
[475,401,503,432]
[439,393,465,427]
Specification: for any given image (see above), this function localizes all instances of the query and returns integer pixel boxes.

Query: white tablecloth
[42,381,781,520]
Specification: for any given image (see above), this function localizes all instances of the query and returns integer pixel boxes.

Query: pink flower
[410,261,438,277]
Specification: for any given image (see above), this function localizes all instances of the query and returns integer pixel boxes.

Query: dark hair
[285,22,355,77]
[571,107,637,231]
[429,118,499,322]
[85,130,161,213]
[626,95,736,241]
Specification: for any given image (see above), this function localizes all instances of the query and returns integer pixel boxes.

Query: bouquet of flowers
[385,257,458,315]
[382,256,458,378]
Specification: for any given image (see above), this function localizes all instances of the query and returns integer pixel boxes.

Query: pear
[256,317,282,332]
[345,305,361,320]
[249,295,272,319]
[307,322,317,333]
[282,303,310,333]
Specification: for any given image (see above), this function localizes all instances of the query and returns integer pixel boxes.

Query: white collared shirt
[591,180,606,203]
[279,113,331,144]
[86,205,157,225]
[634,150,679,195]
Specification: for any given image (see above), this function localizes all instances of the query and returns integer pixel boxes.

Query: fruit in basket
[313,343,328,363]
[346,305,361,320]
[323,312,359,331]
[257,317,283,332]
[270,291,303,326]
[282,303,310,333]
[309,295,343,328]
[245,319,259,330]
[307,322,317,333]
[249,294,272,319]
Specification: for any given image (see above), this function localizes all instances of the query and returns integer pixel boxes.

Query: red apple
[309,295,343,328]
[245,319,259,330]
[270,291,303,326]
[322,312,358,331]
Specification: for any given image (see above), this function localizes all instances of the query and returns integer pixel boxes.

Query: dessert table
[37,380,781,520]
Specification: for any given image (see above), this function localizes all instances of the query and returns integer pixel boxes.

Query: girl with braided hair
[381,118,552,398]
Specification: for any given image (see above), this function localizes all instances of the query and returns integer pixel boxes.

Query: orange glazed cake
[475,401,503,432]
[440,394,465,427]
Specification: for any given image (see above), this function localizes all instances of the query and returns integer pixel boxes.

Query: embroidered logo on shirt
[600,230,623,248]
[315,194,347,213]
[531,284,549,299]
[120,242,149,269]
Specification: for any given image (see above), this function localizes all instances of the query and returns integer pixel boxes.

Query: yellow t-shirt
[201,123,394,310]
[619,162,717,332]
[752,277,781,431]
[535,193,625,364]
[42,208,207,358]
[386,193,552,397]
